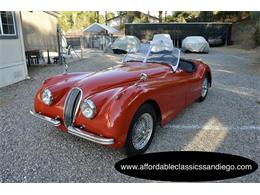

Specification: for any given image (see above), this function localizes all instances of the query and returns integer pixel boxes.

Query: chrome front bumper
[30,111,114,145]
[67,126,114,145]
[30,110,61,126]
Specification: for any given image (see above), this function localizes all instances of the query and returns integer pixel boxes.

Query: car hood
[73,62,170,96]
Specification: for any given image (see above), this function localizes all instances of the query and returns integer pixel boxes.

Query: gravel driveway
[0,47,259,182]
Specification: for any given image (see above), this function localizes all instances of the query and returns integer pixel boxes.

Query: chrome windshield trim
[173,49,180,72]
[68,126,114,145]
[142,44,152,63]
[30,111,61,126]
[123,43,180,73]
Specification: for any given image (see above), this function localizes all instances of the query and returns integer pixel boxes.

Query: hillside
[232,17,260,49]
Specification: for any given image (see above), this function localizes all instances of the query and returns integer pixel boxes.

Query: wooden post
[80,36,84,59]
[57,24,63,65]
[47,49,51,64]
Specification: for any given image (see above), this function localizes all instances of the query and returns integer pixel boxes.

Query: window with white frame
[0,11,17,37]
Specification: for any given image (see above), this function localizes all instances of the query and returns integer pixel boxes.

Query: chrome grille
[63,88,82,127]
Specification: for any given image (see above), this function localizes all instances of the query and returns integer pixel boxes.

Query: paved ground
[0,47,259,182]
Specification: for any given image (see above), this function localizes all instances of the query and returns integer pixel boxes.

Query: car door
[171,69,193,108]
[160,69,190,122]
[178,60,202,106]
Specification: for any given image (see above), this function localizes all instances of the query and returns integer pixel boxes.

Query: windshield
[123,42,180,72]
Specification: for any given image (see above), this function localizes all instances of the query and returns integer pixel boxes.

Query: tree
[159,11,163,22]
[120,11,140,23]
[118,11,124,30]
[96,11,99,23]
[146,11,150,22]
[197,11,214,22]
[58,11,107,32]
[106,12,115,20]
[72,11,78,30]
[165,11,200,22]
[105,11,108,25]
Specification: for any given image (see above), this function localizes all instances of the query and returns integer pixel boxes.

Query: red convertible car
[30,44,211,156]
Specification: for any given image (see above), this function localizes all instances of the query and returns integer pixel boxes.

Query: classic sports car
[30,43,211,156]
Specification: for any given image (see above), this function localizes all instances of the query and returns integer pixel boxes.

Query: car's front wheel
[125,104,157,156]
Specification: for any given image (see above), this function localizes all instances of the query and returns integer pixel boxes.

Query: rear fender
[194,61,212,86]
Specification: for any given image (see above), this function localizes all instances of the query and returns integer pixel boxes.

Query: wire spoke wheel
[132,113,154,150]
[125,103,157,156]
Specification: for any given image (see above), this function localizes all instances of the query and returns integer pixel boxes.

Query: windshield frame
[122,43,181,72]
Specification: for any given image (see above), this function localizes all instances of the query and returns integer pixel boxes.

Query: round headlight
[80,99,96,119]
[41,88,53,105]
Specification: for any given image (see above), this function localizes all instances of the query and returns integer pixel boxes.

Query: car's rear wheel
[198,75,209,102]
[125,104,157,156]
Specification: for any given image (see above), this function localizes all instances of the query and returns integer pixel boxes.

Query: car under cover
[182,36,210,53]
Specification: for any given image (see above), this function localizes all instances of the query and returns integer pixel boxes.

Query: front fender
[105,83,156,147]
[75,83,154,148]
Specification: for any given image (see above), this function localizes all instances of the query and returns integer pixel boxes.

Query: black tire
[198,75,209,102]
[125,104,157,156]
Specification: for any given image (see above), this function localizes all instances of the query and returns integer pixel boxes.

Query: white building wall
[0,12,28,88]
[21,11,58,51]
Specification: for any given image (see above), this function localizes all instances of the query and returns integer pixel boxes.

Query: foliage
[165,12,200,22]
[158,11,163,22]
[254,27,260,46]
[250,12,260,20]
[165,11,252,23]
[58,11,114,32]
[254,12,260,46]
[126,11,141,23]
[106,12,115,20]
[58,11,257,35]
[118,11,152,31]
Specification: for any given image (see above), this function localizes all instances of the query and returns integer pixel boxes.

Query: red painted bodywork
[34,59,211,148]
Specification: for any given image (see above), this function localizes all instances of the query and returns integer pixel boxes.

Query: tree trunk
[159,11,163,23]
[105,11,108,25]
[147,11,150,23]
[96,11,99,23]
[72,12,77,30]
[119,11,123,30]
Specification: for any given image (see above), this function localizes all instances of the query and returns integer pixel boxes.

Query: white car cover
[182,36,210,53]
[151,34,174,52]
[111,35,140,53]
